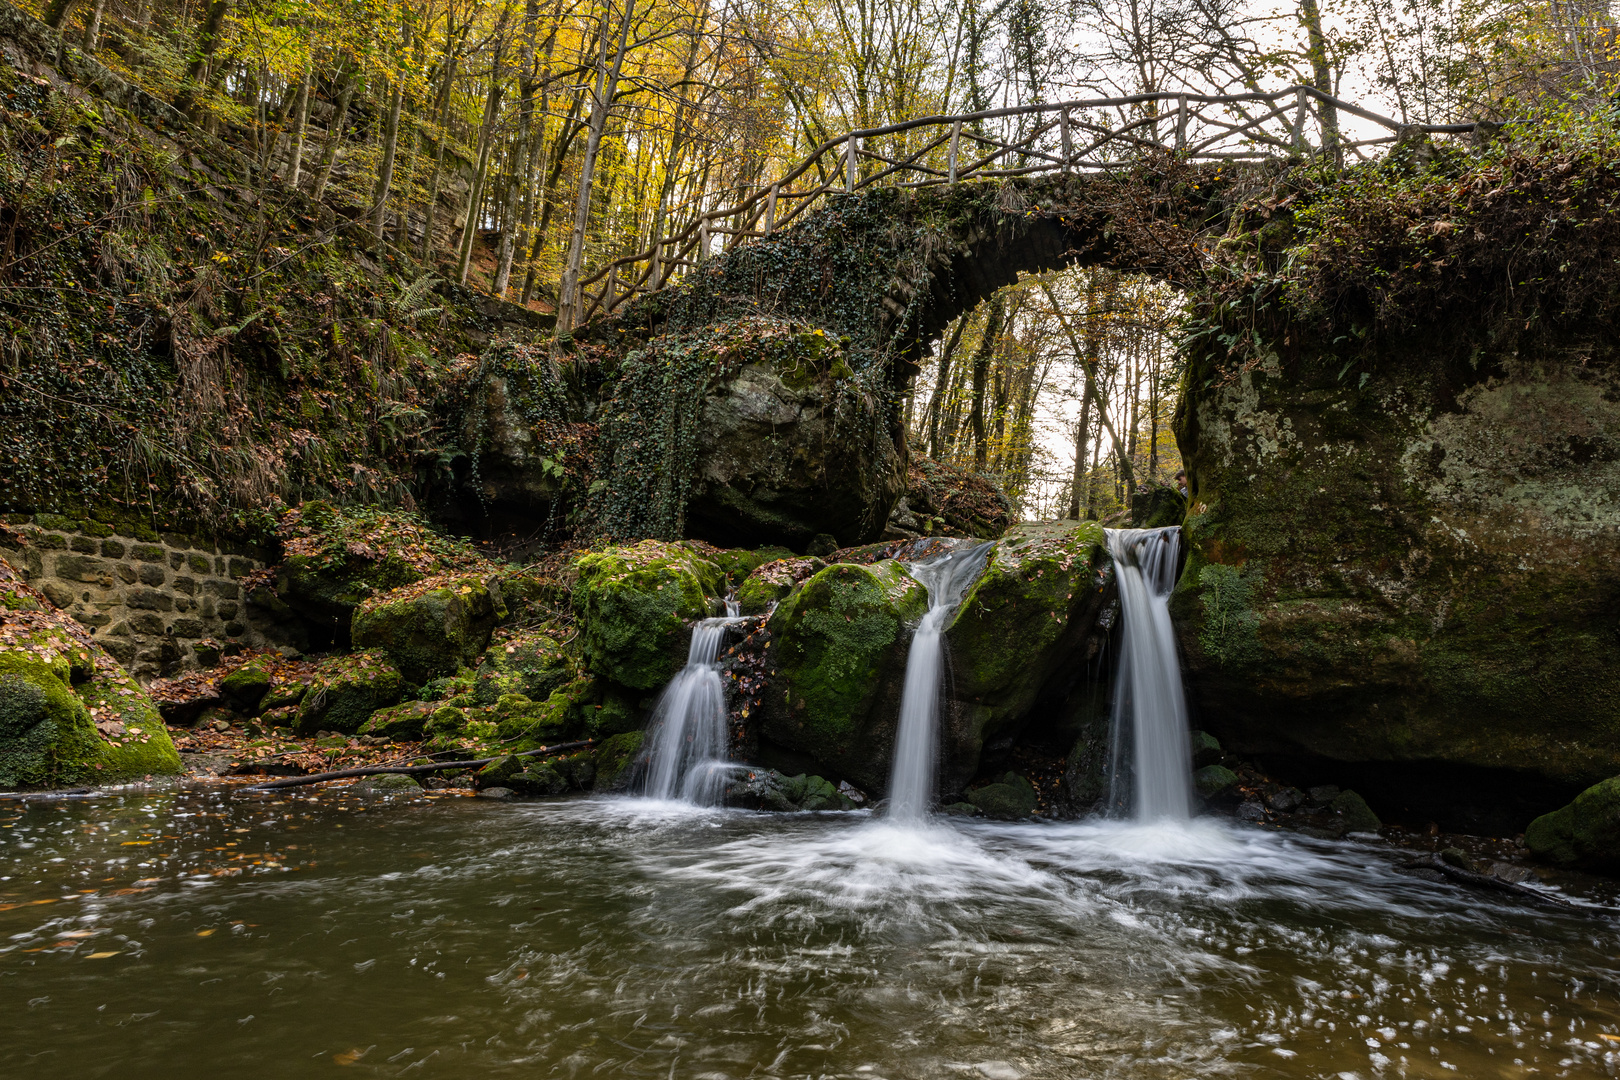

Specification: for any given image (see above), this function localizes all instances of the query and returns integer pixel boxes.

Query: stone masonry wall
[1,514,298,683]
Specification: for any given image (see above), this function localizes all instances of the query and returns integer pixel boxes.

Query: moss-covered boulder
[729,769,857,811]
[1525,778,1620,869]
[271,502,494,645]
[759,560,927,791]
[357,700,439,741]
[966,773,1038,820]
[470,628,575,705]
[1193,764,1239,799]
[218,664,273,715]
[351,574,507,684]
[293,651,407,735]
[937,521,1110,790]
[737,557,824,615]
[0,558,180,789]
[572,541,724,690]
[592,731,645,792]
[710,546,798,588]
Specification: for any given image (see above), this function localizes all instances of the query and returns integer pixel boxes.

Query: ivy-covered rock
[0,557,180,789]
[572,541,723,690]
[937,521,1110,791]
[759,560,927,792]
[293,651,407,735]
[737,557,824,615]
[270,502,494,645]
[1526,777,1620,870]
[350,574,507,684]
[592,731,644,792]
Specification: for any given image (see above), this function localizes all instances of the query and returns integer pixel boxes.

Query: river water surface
[3,788,1619,1079]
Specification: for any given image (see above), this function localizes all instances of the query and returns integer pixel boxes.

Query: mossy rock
[352,773,421,793]
[759,560,927,791]
[358,700,440,741]
[491,677,601,744]
[1330,790,1382,834]
[572,541,723,690]
[1193,764,1239,799]
[938,521,1108,790]
[728,769,856,811]
[737,557,824,615]
[508,763,570,797]
[470,629,575,706]
[351,574,507,684]
[274,502,494,640]
[709,546,798,587]
[293,651,407,735]
[967,773,1038,820]
[0,643,180,789]
[219,664,272,714]
[1526,777,1620,869]
[592,731,645,792]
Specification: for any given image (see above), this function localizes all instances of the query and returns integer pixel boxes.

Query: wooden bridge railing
[570,86,1479,325]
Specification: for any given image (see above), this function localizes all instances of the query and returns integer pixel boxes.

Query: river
[2,787,1618,1078]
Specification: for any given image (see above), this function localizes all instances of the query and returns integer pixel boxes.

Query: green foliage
[1197,562,1262,669]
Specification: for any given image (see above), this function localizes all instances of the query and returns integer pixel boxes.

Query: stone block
[188,553,212,574]
[107,621,132,637]
[115,564,137,585]
[168,551,184,569]
[33,513,74,530]
[69,535,98,553]
[130,612,165,635]
[205,580,240,600]
[170,618,207,638]
[40,582,74,609]
[228,558,254,577]
[101,638,136,664]
[200,597,217,618]
[216,600,238,619]
[172,577,195,596]
[101,538,126,558]
[131,544,165,562]
[172,597,193,613]
[215,557,227,574]
[55,554,107,583]
[80,519,114,538]
[138,563,166,586]
[127,589,174,612]
[224,621,246,637]
[79,612,112,629]
[35,533,68,551]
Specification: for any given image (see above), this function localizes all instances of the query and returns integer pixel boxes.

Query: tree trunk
[456,77,505,284]
[43,0,81,30]
[557,0,640,330]
[419,43,463,262]
[927,317,967,458]
[174,0,233,119]
[287,62,312,187]
[312,71,354,201]
[1298,0,1340,157]
[1067,376,1094,519]
[372,64,406,240]
[969,297,1003,469]
[82,0,107,50]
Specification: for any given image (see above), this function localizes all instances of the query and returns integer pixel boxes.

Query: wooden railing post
[1060,108,1072,170]
[948,121,960,184]
[765,184,778,235]
[846,135,858,192]
[1176,95,1189,152]
[1292,86,1308,151]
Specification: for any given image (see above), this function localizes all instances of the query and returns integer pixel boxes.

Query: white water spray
[1105,527,1193,821]
[888,543,993,821]
[639,600,742,805]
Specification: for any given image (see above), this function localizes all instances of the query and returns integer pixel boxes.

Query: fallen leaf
[86,951,120,959]
[196,929,216,937]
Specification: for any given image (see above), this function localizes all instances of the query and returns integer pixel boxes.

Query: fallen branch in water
[241,740,598,791]
[1403,853,1581,911]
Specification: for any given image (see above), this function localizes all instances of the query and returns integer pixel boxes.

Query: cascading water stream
[1105,527,1193,821]
[887,543,993,822]
[638,600,742,805]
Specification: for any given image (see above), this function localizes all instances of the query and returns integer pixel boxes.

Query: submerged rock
[758,560,927,792]
[572,541,723,690]
[728,769,857,811]
[350,574,506,684]
[352,773,421,793]
[1526,777,1620,869]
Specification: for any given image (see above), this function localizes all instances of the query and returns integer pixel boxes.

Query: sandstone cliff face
[1175,326,1620,826]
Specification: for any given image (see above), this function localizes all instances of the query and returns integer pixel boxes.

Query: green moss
[351,575,506,684]
[470,629,574,706]
[710,546,797,587]
[1196,563,1262,669]
[572,541,723,689]
[358,700,439,741]
[1526,777,1620,869]
[761,560,926,771]
[294,651,407,735]
[592,730,645,791]
[1193,764,1239,799]
[966,773,1038,819]
[219,664,272,713]
[737,557,823,615]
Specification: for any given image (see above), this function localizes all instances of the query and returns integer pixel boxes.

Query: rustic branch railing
[572,86,1478,324]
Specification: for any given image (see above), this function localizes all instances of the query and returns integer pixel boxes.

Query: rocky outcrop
[1175,324,1620,831]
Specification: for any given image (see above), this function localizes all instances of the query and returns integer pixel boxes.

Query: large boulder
[1174,319,1620,832]
[350,574,507,684]
[938,521,1110,792]
[759,560,928,791]
[571,541,723,690]
[293,651,407,735]
[1526,777,1620,870]
[0,556,180,788]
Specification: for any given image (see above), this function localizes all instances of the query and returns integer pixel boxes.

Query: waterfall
[888,543,993,821]
[1105,527,1193,822]
[638,600,742,805]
